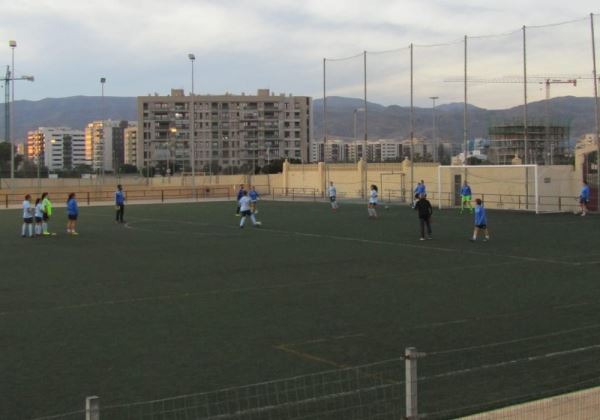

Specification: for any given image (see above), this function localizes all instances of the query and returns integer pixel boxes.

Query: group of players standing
[327,179,490,242]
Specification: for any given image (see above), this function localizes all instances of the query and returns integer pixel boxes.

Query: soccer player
[414,194,433,240]
[21,194,34,238]
[249,186,260,214]
[460,181,473,214]
[579,180,590,216]
[238,190,260,228]
[470,198,490,242]
[34,198,44,236]
[115,184,126,223]
[368,184,378,219]
[328,181,339,211]
[66,193,79,235]
[41,192,54,235]
[235,184,245,216]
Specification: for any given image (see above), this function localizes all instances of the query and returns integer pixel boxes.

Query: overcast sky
[1,0,599,108]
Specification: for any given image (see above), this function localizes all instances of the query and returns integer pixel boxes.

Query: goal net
[437,165,579,214]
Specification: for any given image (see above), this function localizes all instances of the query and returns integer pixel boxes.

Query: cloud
[0,0,598,108]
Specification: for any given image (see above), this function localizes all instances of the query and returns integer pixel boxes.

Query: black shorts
[475,224,487,229]
[68,214,78,221]
[330,196,336,202]
[580,198,589,205]
[23,217,33,224]
[43,213,50,221]
[241,210,252,217]
[35,217,43,223]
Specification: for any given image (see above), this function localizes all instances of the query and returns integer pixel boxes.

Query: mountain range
[0,95,597,144]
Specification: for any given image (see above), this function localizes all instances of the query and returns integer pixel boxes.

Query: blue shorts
[68,214,78,221]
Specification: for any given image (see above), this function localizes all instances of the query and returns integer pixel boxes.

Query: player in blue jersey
[460,181,473,214]
[579,180,590,216]
[470,198,490,242]
[413,181,426,208]
[66,193,79,235]
[249,186,260,214]
[115,184,126,224]
[368,185,378,219]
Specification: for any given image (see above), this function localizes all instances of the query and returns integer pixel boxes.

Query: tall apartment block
[85,120,135,172]
[137,89,312,173]
[26,127,86,171]
[123,124,138,165]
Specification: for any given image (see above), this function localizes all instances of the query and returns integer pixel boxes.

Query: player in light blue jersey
[249,186,260,214]
[34,197,44,236]
[21,194,34,238]
[328,181,339,211]
[470,198,490,242]
[66,193,79,235]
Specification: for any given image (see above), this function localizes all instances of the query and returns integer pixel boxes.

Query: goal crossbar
[437,164,539,214]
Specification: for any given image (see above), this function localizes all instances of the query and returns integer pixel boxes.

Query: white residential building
[26,127,86,171]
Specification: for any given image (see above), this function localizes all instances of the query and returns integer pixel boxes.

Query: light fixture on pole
[429,96,439,163]
[99,78,106,176]
[188,53,196,197]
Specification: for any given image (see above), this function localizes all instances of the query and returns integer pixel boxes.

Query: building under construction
[488,122,570,165]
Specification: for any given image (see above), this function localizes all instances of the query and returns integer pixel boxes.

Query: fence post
[292,190,295,201]
[405,347,420,420]
[85,396,100,420]
[5,194,7,209]
[313,190,316,202]
[161,190,164,203]
[87,192,90,206]
[559,196,562,212]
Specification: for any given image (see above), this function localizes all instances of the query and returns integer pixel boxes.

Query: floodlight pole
[591,13,600,210]
[188,53,197,199]
[363,51,368,198]
[522,26,529,165]
[323,58,327,164]
[10,41,16,179]
[463,35,468,167]
[430,96,439,163]
[410,43,414,201]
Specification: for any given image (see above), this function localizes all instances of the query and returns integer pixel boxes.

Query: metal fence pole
[405,347,419,419]
[85,396,100,420]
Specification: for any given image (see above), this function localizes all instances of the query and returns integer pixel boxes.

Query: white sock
[28,224,33,237]
[22,224,26,236]
[240,217,246,227]
[42,222,48,233]
[251,214,257,225]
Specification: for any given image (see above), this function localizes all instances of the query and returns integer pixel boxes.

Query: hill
[0,95,596,143]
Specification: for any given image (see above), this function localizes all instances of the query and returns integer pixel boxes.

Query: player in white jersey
[34,198,44,236]
[239,191,260,228]
[368,185,378,219]
[21,194,34,237]
[328,181,339,211]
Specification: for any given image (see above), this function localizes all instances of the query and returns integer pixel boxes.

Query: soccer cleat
[427,237,432,240]
[483,237,489,242]
[420,237,425,241]
[71,231,79,235]
[43,232,51,236]
[469,238,475,242]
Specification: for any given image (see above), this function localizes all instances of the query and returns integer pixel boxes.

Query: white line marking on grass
[421,343,600,381]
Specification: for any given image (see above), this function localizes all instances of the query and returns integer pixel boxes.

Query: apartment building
[26,127,86,171]
[137,89,312,172]
[124,124,138,165]
[85,120,135,172]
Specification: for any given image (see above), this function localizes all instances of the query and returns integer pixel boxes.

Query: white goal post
[437,164,540,214]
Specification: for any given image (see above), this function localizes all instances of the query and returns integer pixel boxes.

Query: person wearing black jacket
[414,194,433,241]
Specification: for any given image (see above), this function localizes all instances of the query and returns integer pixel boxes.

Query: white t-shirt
[328,186,337,197]
[22,200,32,218]
[369,189,378,204]
[239,196,251,212]
[35,203,44,218]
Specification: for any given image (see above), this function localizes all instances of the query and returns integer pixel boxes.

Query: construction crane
[1,65,34,149]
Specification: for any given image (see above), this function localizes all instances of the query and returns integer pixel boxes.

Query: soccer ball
[255,221,262,226]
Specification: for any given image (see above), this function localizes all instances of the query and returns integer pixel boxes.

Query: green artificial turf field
[1,200,600,419]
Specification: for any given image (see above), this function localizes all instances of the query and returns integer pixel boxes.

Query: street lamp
[188,53,197,197]
[429,96,439,163]
[168,127,177,176]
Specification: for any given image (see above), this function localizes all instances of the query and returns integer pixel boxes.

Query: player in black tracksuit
[414,194,433,241]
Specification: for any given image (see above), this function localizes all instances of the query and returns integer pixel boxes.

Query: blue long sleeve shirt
[67,198,79,216]
[474,206,487,226]
[249,190,259,201]
[115,191,125,205]
[461,185,472,196]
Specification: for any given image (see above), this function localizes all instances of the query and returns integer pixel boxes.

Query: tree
[119,164,139,174]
